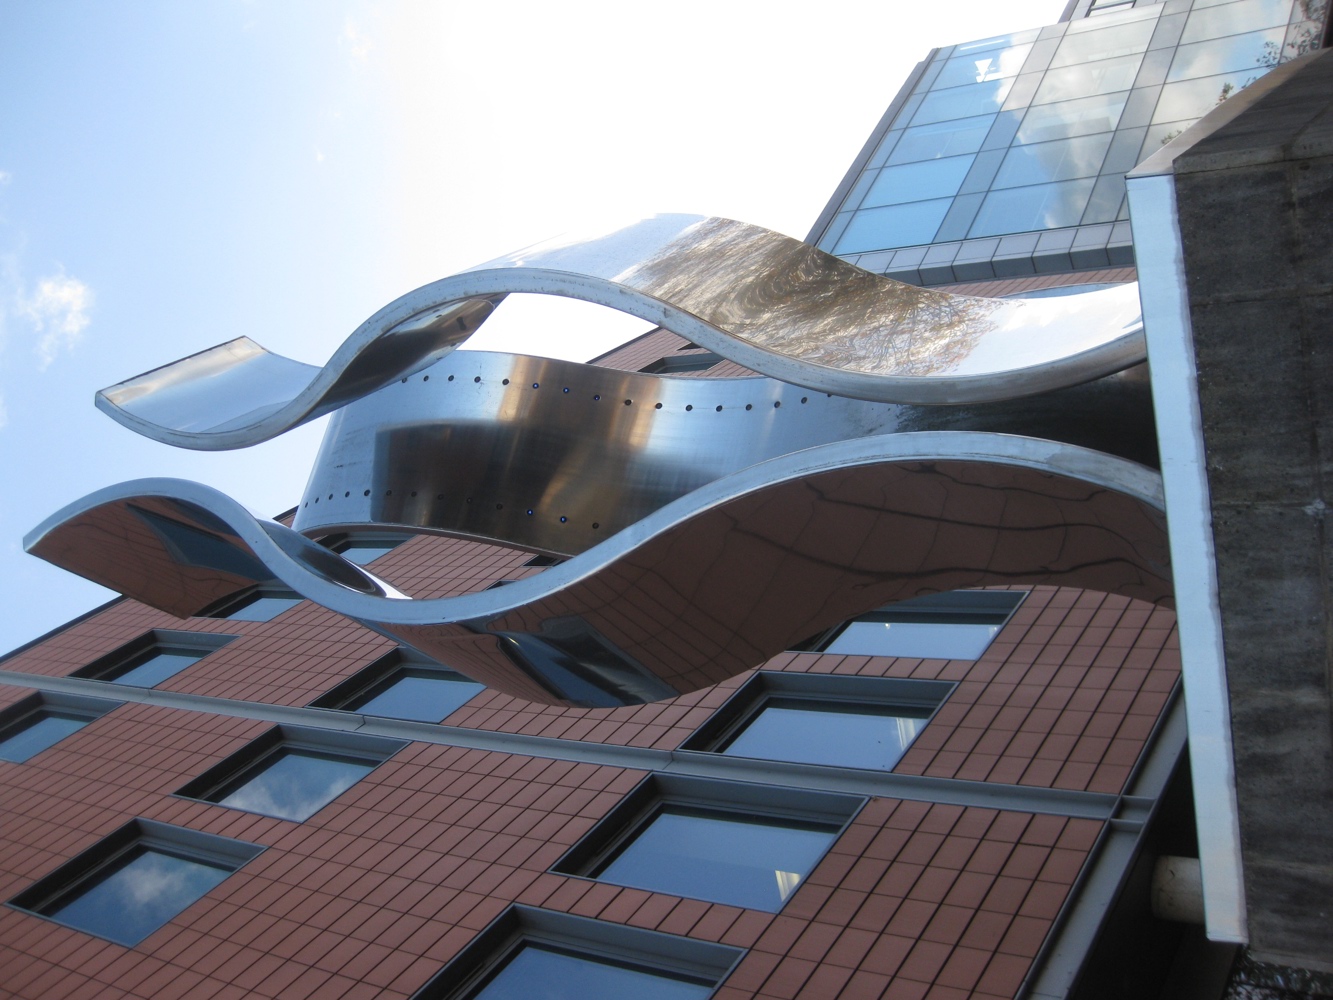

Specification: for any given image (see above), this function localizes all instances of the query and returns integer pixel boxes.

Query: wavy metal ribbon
[27,434,1169,706]
[95,215,1145,450]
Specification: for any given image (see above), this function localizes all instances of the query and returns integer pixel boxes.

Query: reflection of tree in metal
[622,219,1000,377]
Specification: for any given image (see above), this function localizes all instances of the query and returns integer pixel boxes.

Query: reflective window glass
[212,747,375,822]
[0,711,88,762]
[110,648,207,688]
[952,29,1042,55]
[913,78,1014,125]
[994,133,1113,188]
[46,846,231,947]
[1034,54,1144,105]
[1167,27,1287,81]
[863,155,975,208]
[720,699,932,770]
[889,115,996,164]
[1153,70,1259,122]
[825,622,1002,660]
[1017,93,1128,143]
[594,807,838,912]
[473,944,713,1000]
[1180,0,1295,44]
[969,178,1097,237]
[220,591,302,622]
[349,668,483,723]
[1050,17,1157,66]
[932,44,1032,90]
[834,199,952,253]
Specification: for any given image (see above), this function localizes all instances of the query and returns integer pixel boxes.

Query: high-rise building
[2,2,1329,1000]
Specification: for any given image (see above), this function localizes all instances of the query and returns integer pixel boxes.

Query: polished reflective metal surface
[96,215,1144,450]
[293,351,1158,554]
[27,433,1169,707]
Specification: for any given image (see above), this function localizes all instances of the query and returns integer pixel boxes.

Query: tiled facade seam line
[0,669,1129,821]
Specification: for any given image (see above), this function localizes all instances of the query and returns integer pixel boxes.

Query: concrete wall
[1169,47,1333,970]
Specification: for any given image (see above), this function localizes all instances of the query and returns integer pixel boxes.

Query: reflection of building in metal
[2,3,1330,1000]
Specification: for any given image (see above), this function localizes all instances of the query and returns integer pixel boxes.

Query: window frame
[321,530,413,565]
[680,672,954,771]
[550,774,863,912]
[199,585,304,622]
[174,725,405,821]
[411,905,744,1000]
[637,352,724,375]
[0,692,121,763]
[7,818,263,947]
[70,629,234,687]
[308,647,484,722]
[797,589,1027,659]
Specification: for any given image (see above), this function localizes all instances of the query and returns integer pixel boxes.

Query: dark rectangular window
[412,906,741,1000]
[8,819,262,947]
[309,648,484,723]
[176,726,403,822]
[638,352,723,375]
[72,630,233,689]
[0,694,119,763]
[682,673,953,771]
[553,776,861,912]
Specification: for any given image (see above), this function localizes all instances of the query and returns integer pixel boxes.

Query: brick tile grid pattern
[0,707,1101,1000]
[2,580,1179,796]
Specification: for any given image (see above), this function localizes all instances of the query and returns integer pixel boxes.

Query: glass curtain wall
[820,0,1322,270]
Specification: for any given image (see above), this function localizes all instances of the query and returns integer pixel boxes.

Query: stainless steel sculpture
[95,215,1145,450]
[30,214,1168,706]
[26,434,1169,706]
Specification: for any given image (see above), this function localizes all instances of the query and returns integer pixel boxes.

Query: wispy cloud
[18,271,94,369]
[0,170,11,185]
[341,18,373,64]
[0,393,8,431]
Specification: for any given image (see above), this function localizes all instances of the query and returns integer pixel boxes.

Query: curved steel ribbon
[26,433,1170,707]
[96,215,1144,450]
[292,351,1158,555]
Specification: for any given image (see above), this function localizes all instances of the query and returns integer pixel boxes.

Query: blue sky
[0,0,1060,654]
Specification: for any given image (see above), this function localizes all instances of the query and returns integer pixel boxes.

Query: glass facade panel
[1180,0,1295,44]
[913,78,1014,125]
[1017,93,1129,143]
[1154,69,1261,121]
[349,669,483,722]
[994,133,1114,188]
[594,807,838,912]
[48,846,231,947]
[473,945,712,1000]
[0,711,88,762]
[863,155,975,207]
[932,44,1032,90]
[1034,54,1145,105]
[214,748,375,821]
[719,699,932,770]
[824,621,1003,660]
[112,648,206,688]
[338,538,407,565]
[969,178,1097,237]
[834,199,952,253]
[888,115,996,163]
[1050,17,1158,65]
[1167,26,1287,80]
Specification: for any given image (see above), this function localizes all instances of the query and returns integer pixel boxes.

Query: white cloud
[0,394,8,430]
[341,18,372,64]
[0,170,11,185]
[20,272,94,369]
